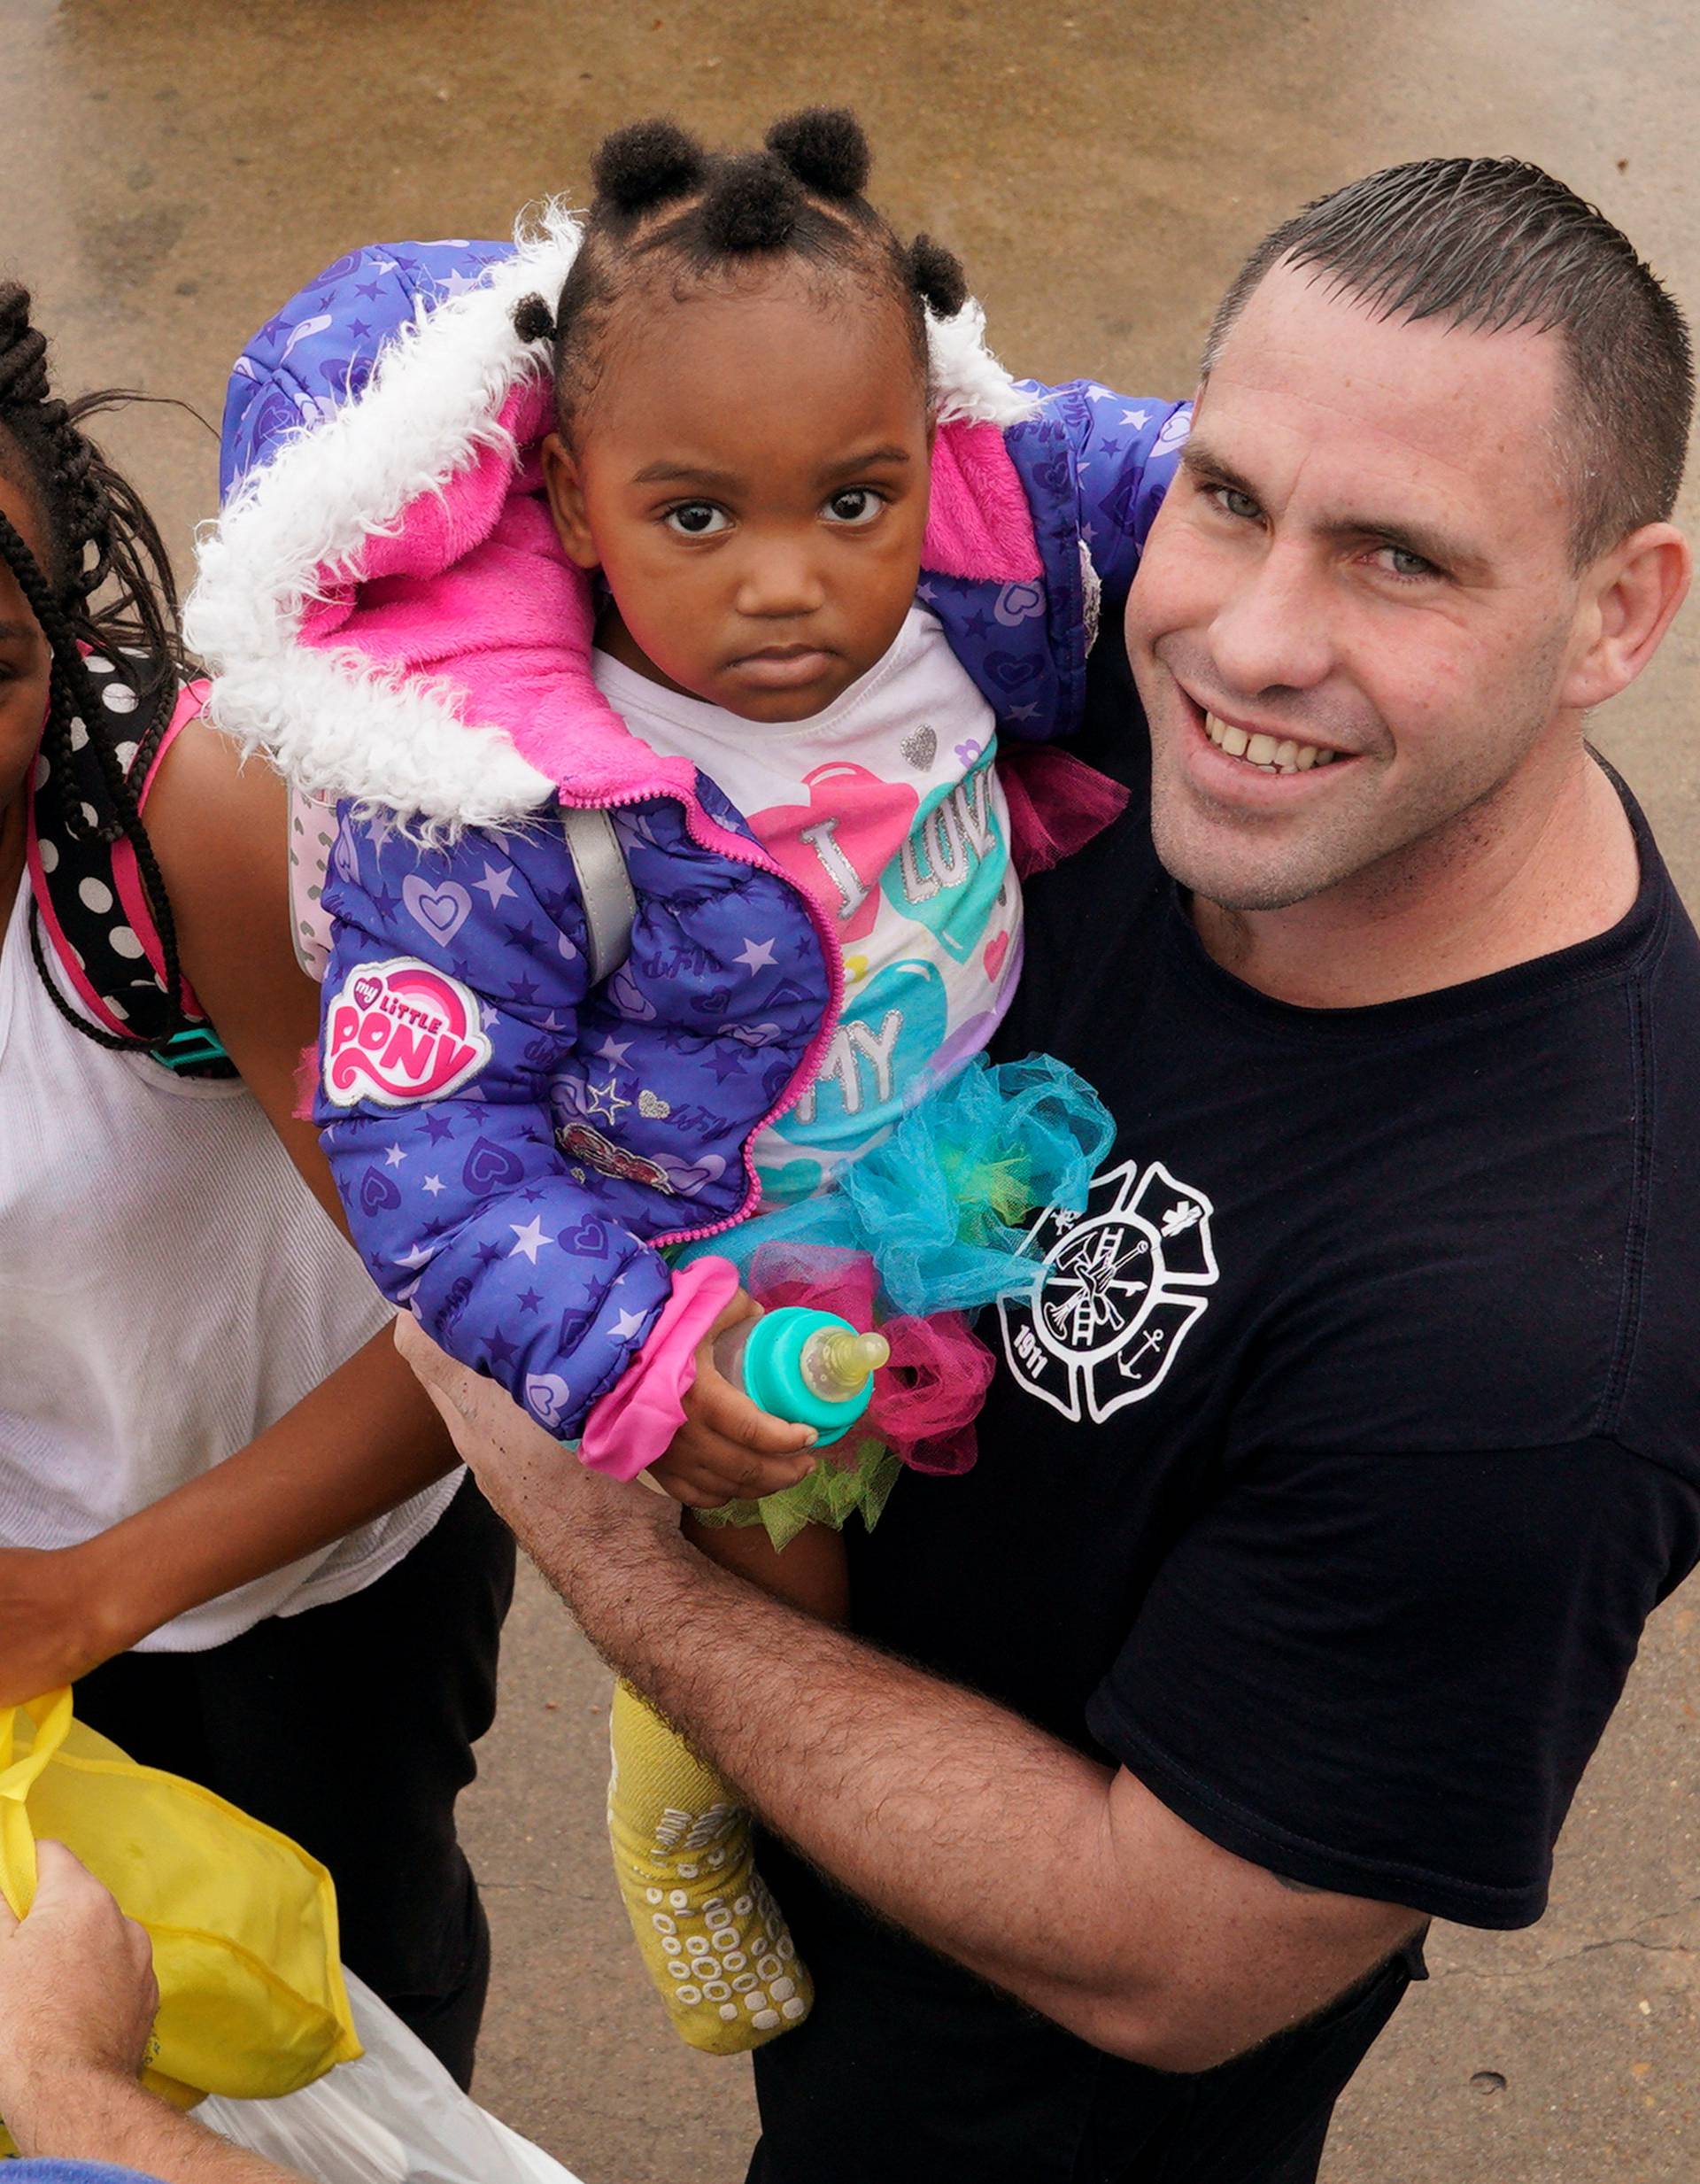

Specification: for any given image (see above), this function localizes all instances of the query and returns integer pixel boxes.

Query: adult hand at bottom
[0,1841,158,2153]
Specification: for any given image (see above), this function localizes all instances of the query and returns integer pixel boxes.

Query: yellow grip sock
[607,1679,814,2054]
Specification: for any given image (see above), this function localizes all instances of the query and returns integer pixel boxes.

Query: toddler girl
[189,108,1189,2054]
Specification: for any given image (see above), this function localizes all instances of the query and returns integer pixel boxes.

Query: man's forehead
[1202,260,1568,495]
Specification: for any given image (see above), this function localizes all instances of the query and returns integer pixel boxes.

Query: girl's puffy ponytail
[591,118,709,222]
[908,234,968,319]
[698,152,805,254]
[764,109,872,201]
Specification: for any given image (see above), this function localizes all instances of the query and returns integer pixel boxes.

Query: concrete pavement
[4,2,1696,2174]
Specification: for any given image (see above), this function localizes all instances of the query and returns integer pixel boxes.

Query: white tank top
[0,868,459,1652]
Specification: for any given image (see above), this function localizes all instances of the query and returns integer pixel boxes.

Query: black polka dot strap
[27,654,237,1080]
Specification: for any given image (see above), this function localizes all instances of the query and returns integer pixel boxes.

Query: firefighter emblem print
[1000,1159,1217,1422]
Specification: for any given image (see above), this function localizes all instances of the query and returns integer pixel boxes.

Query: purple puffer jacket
[187,213,1189,1444]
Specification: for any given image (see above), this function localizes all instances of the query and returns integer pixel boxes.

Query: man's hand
[395,1313,686,1574]
[0,1549,118,1708]
[0,1842,158,2151]
[646,1291,818,1509]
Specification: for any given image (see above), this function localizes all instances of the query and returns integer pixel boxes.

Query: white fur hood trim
[928,298,1036,430]
[185,203,1036,832]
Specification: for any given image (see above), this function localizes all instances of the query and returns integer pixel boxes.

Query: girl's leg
[685,1511,850,1622]
[607,1514,846,2054]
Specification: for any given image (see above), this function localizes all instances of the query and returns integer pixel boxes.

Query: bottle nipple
[800,1328,891,1402]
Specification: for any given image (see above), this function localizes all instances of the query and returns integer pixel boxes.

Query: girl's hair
[514,107,970,432]
[0,281,192,1050]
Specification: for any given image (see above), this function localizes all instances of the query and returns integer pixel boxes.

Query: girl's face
[0,465,51,824]
[544,268,932,724]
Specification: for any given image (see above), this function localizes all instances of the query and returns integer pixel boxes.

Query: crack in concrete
[1577,1935,1696,1960]
[1433,1932,1697,1984]
[1429,1891,1700,1985]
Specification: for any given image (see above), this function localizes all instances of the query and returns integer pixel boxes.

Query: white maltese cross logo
[999,1158,1217,1422]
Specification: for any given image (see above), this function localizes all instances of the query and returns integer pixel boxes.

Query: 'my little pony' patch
[323,957,491,1108]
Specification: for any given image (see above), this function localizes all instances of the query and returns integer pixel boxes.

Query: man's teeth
[1203,712,1339,773]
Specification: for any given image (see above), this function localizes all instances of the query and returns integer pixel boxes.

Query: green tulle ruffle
[693,1437,904,1551]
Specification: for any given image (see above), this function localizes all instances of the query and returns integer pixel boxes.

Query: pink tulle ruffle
[999,743,1131,879]
[744,1241,994,1478]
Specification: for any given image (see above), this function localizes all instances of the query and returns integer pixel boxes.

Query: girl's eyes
[663,501,730,538]
[823,486,885,526]
[661,488,887,535]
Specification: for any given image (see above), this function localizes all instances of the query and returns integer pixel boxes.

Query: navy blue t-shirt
[749,631,1700,2184]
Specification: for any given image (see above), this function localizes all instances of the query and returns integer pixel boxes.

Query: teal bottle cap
[740,1307,883,1445]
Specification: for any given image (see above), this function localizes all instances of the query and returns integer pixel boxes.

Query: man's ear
[1560,521,1691,710]
[542,432,599,571]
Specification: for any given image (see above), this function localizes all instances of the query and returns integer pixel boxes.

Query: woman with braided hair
[191,104,1189,2059]
[0,285,514,2087]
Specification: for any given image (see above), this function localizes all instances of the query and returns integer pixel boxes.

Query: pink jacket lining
[299,377,1044,809]
[578,1254,743,1478]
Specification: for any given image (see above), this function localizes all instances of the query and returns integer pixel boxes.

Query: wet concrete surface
[4,0,1696,2175]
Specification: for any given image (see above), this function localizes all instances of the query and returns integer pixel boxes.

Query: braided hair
[514,108,970,433]
[0,282,192,1051]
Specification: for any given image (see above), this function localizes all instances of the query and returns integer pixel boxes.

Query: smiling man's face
[1126,259,1593,914]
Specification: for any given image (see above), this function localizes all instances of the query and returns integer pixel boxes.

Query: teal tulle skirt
[675,1051,1112,1546]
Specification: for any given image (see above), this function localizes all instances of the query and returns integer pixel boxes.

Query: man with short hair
[403,159,1699,2182]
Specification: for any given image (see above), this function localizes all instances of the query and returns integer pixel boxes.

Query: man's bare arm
[23,2068,302,2184]
[403,1323,1421,2072]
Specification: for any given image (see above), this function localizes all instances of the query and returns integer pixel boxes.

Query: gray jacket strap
[560,803,637,987]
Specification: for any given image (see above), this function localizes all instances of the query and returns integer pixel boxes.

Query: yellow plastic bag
[0,1688,360,2151]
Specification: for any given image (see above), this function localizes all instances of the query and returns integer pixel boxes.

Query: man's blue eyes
[1379,545,1437,579]
[1206,483,1440,580]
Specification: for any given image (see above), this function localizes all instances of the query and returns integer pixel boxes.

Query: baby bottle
[714,1308,889,1444]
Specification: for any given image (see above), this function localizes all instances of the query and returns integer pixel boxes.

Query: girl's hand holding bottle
[648,1291,891,1511]
[647,1292,823,1510]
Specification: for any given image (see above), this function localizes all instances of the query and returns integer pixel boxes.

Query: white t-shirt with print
[593,607,1023,1203]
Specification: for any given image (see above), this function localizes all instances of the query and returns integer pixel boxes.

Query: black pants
[73,1471,515,2089]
